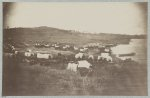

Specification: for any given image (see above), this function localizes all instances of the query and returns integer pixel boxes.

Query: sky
[4,2,147,35]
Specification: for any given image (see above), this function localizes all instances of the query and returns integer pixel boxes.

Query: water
[111,39,147,64]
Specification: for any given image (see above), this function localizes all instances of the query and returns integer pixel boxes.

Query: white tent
[67,60,92,72]
[78,60,92,69]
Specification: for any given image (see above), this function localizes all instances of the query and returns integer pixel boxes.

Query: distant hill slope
[3,26,146,46]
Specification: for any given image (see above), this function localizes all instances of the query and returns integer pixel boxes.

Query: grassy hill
[3,26,146,46]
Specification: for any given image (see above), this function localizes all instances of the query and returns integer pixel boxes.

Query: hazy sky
[4,2,147,35]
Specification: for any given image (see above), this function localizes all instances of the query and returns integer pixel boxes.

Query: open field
[2,55,147,96]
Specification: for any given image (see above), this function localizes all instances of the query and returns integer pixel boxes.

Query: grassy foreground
[2,56,147,96]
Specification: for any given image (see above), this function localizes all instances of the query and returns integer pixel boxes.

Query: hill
[3,26,146,46]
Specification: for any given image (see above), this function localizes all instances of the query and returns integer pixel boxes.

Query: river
[111,39,147,64]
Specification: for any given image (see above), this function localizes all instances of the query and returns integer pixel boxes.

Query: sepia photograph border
[0,0,149,98]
